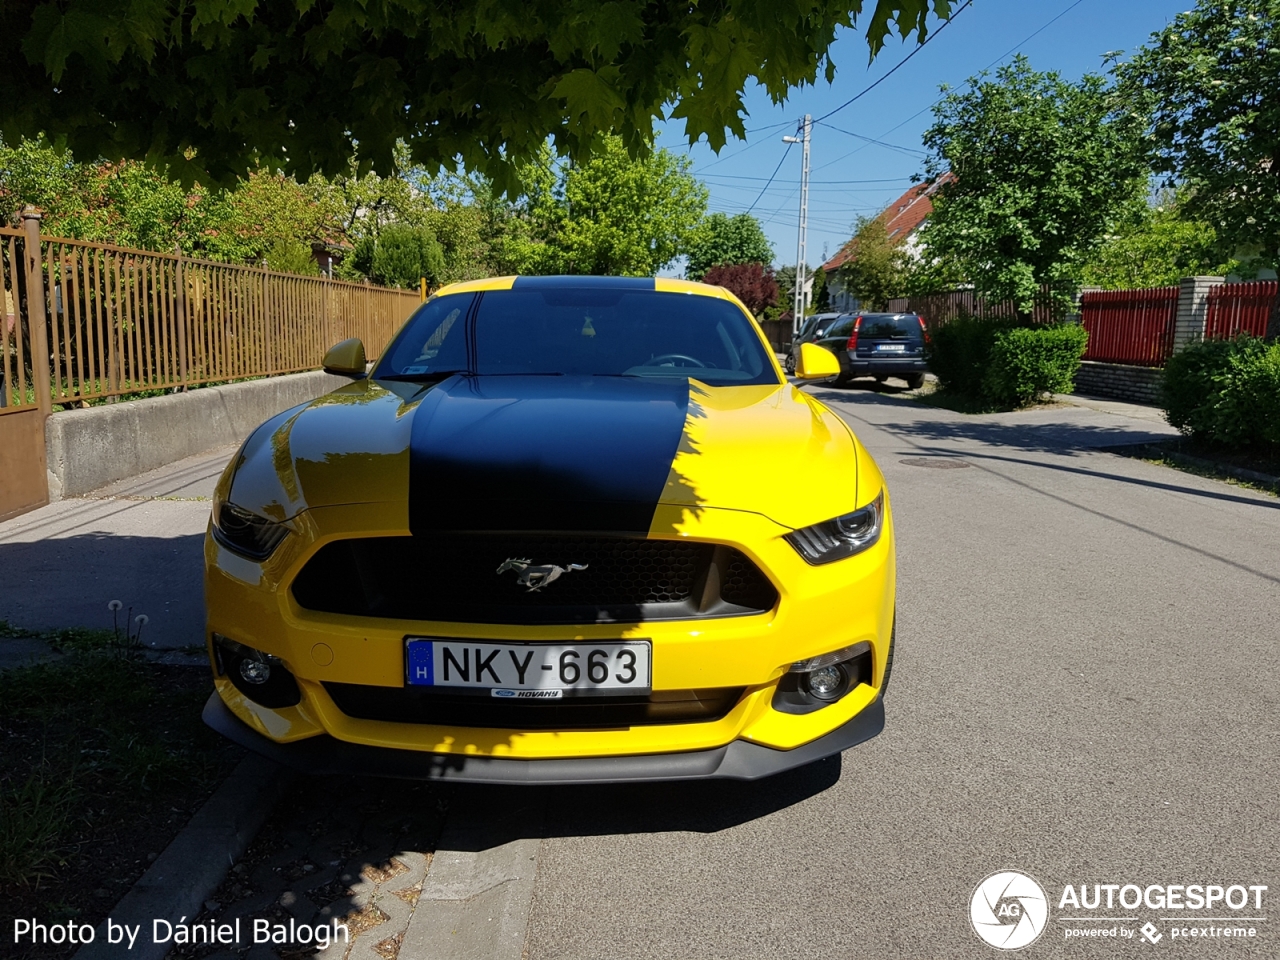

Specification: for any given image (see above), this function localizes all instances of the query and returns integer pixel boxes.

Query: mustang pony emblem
[496,558,589,592]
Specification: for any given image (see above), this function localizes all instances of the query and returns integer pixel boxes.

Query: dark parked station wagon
[811,312,929,388]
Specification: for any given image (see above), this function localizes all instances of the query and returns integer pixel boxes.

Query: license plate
[405,638,651,697]
[875,343,907,352]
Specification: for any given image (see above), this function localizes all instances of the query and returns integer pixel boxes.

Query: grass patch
[911,383,1068,416]
[0,623,239,958]
[1106,440,1279,497]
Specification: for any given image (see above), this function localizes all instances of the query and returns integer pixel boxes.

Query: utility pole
[783,116,811,339]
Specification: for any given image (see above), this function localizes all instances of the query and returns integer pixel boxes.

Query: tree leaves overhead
[1,1,950,189]
[1119,0,1280,271]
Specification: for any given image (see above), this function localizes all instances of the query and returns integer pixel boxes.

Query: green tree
[364,224,445,289]
[1,1,955,190]
[309,149,492,283]
[837,215,906,309]
[1081,196,1232,289]
[918,56,1149,315]
[685,213,774,280]
[264,238,319,275]
[1120,0,1280,277]
[507,137,707,276]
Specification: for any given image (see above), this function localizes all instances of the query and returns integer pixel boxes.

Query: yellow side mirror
[322,338,367,378]
[795,341,841,380]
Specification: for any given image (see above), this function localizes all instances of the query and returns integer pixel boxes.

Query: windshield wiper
[376,370,469,382]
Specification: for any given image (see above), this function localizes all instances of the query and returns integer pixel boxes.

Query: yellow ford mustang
[202,275,895,783]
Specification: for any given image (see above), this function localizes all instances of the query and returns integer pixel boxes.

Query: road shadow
[436,753,843,850]
[0,530,207,646]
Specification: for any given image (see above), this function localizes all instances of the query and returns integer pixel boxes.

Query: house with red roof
[822,172,954,312]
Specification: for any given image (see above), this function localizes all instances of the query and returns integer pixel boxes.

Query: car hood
[225,375,864,532]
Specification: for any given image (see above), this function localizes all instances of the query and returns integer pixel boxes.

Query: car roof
[431,275,739,301]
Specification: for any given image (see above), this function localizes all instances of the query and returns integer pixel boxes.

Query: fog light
[805,664,847,701]
[239,658,271,685]
[212,633,301,709]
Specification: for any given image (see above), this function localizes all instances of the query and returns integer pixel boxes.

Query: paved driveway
[516,387,1278,959]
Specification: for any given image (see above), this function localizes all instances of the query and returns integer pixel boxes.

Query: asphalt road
[3,386,1275,959]
[515,386,1278,960]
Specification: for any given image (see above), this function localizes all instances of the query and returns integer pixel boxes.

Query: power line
[812,0,973,124]
[701,174,912,184]
[696,123,797,172]
[813,122,927,157]
[814,0,1092,173]
[743,141,794,214]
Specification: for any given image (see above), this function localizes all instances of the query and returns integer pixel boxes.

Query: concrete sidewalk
[0,444,235,649]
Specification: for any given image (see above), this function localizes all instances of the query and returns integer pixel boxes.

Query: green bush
[926,314,1087,408]
[1161,335,1280,451]
[926,314,1018,397]
[371,224,445,289]
[983,323,1089,408]
[263,237,320,275]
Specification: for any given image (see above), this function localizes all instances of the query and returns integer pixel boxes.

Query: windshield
[374,288,779,386]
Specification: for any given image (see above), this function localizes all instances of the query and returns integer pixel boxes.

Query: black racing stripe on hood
[409,375,689,533]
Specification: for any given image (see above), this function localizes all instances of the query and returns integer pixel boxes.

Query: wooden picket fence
[883,286,1063,328]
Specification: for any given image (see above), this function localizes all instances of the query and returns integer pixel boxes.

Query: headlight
[785,490,884,564]
[212,501,289,560]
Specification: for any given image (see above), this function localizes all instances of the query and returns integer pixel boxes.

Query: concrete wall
[1073,361,1163,406]
[46,370,349,499]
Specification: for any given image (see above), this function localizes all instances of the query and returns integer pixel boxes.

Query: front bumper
[842,355,927,377]
[203,690,885,783]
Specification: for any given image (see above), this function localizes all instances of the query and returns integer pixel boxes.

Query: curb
[399,792,547,960]
[1108,442,1280,492]
[74,753,295,960]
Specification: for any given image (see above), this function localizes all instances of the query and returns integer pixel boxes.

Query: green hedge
[1161,335,1280,451]
[926,314,1088,408]
[983,324,1089,408]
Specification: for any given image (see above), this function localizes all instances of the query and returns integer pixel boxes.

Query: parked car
[784,312,845,375]
[812,312,928,389]
[203,276,894,784]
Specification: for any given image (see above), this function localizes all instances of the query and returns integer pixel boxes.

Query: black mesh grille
[291,534,776,624]
[323,683,745,730]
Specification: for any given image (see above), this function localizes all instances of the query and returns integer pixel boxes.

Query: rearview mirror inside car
[322,338,367,378]
[795,341,841,380]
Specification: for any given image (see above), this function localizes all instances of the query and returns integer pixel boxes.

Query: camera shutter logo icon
[970,871,1050,950]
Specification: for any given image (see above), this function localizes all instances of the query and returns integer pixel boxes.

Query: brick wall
[1073,360,1163,405]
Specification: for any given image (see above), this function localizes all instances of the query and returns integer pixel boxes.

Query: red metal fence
[1079,287,1179,367]
[1205,280,1276,340]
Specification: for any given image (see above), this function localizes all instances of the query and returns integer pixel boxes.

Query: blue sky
[654,0,1192,273]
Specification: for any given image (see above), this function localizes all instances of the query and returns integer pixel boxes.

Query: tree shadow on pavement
[0,531,208,647]
[438,753,844,850]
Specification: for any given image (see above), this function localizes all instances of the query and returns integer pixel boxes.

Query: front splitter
[202,692,885,784]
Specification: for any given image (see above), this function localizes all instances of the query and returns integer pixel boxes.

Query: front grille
[291,534,777,624]
[323,683,745,730]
